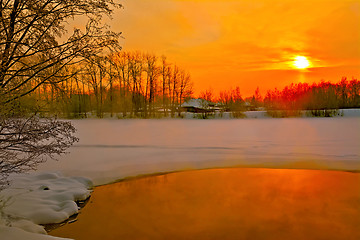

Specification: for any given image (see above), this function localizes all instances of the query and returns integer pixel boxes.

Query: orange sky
[111,0,360,97]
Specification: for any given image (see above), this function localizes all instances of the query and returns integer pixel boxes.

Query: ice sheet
[37,117,360,185]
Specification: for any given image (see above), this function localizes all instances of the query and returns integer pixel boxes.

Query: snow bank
[181,109,360,119]
[244,111,269,118]
[341,108,360,117]
[0,172,92,240]
[0,225,68,240]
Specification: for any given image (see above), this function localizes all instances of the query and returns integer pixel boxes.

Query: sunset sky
[111,0,360,97]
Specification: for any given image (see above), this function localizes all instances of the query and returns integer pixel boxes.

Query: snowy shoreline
[0,172,92,240]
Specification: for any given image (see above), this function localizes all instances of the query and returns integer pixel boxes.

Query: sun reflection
[50,168,360,240]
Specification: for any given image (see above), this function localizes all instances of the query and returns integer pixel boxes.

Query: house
[180,98,218,113]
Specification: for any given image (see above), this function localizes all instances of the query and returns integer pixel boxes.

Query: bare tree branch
[0,116,78,189]
[0,0,121,189]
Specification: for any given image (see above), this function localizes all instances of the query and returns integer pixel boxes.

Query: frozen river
[38,117,360,185]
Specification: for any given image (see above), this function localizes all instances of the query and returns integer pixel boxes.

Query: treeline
[196,78,359,118]
[264,78,360,109]
[12,62,359,118]
[17,51,193,118]
[198,87,261,117]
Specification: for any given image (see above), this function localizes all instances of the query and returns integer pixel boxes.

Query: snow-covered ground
[183,108,360,119]
[243,108,360,118]
[1,114,359,239]
[0,173,92,240]
[37,116,360,185]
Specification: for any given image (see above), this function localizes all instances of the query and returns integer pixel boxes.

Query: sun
[293,56,311,69]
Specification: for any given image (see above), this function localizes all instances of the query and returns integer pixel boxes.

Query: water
[49,168,360,240]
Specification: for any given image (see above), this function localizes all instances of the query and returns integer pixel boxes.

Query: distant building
[180,98,217,113]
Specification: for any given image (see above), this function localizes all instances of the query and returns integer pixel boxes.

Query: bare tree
[0,0,121,104]
[0,116,78,188]
[178,70,192,104]
[0,0,121,188]
[161,56,171,116]
[144,53,159,117]
[170,65,180,117]
[128,52,143,117]
[109,51,130,117]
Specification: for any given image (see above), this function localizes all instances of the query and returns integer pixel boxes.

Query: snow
[244,111,269,118]
[341,108,360,117]
[179,108,360,119]
[37,116,360,186]
[181,98,207,108]
[0,225,68,240]
[0,172,92,240]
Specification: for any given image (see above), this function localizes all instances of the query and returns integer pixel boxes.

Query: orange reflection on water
[50,168,360,240]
